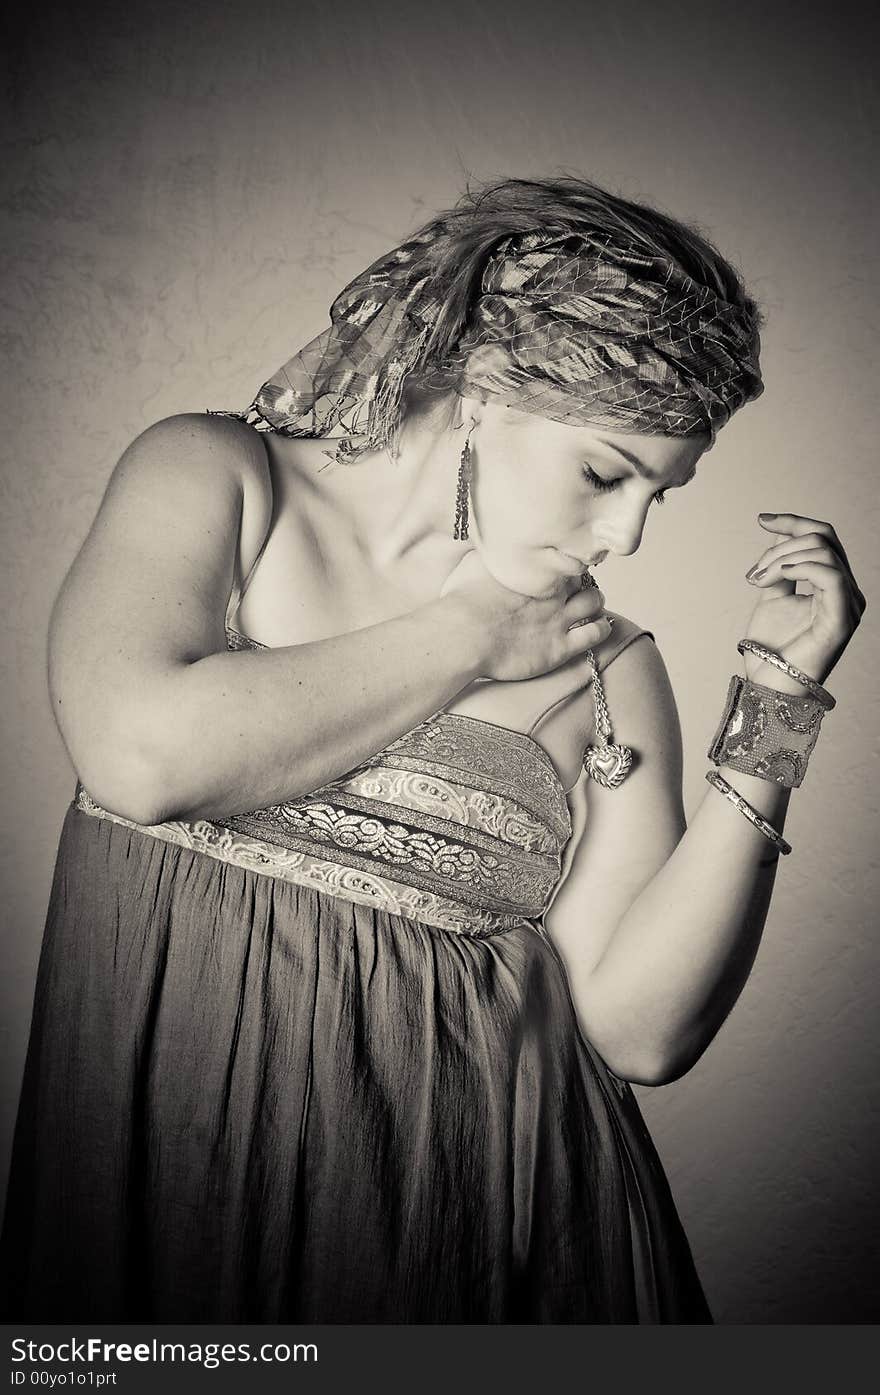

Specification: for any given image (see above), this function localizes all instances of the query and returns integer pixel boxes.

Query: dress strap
[525,627,655,737]
[224,524,275,632]
[211,409,276,633]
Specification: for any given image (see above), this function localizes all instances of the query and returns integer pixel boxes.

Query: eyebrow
[596,437,698,486]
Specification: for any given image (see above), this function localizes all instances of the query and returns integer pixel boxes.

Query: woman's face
[463,401,710,596]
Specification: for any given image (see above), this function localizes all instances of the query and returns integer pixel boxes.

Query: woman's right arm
[50,414,609,825]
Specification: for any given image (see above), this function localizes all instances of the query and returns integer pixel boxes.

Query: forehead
[584,425,709,481]
[492,406,710,481]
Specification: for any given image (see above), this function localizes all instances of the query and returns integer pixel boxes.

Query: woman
[0,176,864,1323]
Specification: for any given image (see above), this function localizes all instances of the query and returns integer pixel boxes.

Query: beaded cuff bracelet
[707,674,828,788]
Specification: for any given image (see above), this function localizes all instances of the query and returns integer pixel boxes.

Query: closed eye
[583,465,667,506]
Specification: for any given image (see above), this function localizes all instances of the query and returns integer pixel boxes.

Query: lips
[563,553,606,573]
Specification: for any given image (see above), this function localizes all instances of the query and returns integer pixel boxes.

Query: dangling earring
[453,421,475,541]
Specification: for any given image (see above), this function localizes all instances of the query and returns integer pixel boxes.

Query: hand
[743,513,866,688]
[439,548,613,682]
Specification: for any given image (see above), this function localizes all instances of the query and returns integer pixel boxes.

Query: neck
[330,405,466,570]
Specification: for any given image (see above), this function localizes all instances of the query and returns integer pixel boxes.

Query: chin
[487,556,562,598]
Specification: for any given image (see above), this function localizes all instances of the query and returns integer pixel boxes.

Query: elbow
[622,1054,699,1088]
[82,735,242,827]
[571,974,711,1088]
[50,648,174,827]
[581,1006,707,1087]
[81,767,168,829]
[73,733,173,828]
[602,1035,707,1088]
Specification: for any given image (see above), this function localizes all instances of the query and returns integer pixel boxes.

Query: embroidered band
[707,674,827,788]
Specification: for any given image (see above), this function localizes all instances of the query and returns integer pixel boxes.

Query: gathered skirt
[0,802,711,1323]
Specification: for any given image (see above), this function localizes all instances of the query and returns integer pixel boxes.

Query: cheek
[474,446,523,512]
[492,444,570,510]
[474,433,581,543]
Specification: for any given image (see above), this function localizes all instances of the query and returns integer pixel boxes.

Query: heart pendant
[582,742,633,789]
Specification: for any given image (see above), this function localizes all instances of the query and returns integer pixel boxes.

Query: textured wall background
[2,0,878,1322]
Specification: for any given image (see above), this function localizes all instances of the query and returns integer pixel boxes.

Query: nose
[596,499,651,558]
[613,527,645,558]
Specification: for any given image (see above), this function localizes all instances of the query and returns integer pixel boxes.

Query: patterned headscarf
[220,224,763,459]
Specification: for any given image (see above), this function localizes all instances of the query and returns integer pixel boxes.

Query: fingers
[777,559,866,627]
[750,546,847,605]
[565,613,613,656]
[756,544,838,578]
[757,513,853,572]
[749,532,838,574]
[772,558,852,618]
[558,574,611,655]
[563,577,606,613]
[759,512,838,541]
[751,519,863,605]
[749,542,861,604]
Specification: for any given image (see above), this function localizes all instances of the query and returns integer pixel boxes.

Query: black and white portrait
[0,0,876,1334]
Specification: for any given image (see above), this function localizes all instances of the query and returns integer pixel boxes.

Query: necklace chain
[580,570,612,745]
[586,649,613,741]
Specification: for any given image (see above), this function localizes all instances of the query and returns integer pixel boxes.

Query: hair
[397,173,762,417]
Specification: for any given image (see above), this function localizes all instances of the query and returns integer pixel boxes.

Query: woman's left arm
[544,513,866,1086]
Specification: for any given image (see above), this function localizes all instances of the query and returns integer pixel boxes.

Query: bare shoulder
[49,414,272,744]
[98,412,273,583]
[113,411,269,496]
[594,611,680,760]
[598,609,655,662]
[46,413,281,814]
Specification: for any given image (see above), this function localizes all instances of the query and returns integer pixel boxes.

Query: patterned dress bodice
[73,626,575,939]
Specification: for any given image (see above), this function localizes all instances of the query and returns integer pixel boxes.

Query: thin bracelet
[705,769,793,856]
[737,640,836,710]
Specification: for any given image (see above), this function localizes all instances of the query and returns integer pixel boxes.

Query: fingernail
[751,567,767,580]
[758,513,777,521]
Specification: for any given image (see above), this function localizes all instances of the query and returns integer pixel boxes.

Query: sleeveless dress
[0,566,712,1323]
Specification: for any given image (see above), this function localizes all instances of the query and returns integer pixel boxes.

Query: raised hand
[439,548,613,682]
[743,513,866,687]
